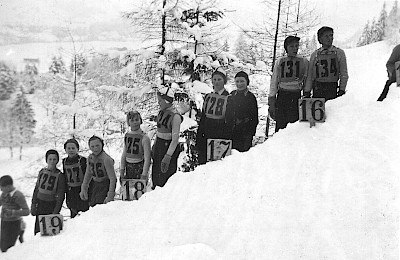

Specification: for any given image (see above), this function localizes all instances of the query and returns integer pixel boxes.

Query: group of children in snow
[7,24,400,253]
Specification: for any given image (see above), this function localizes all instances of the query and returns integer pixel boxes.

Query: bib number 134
[298,98,326,123]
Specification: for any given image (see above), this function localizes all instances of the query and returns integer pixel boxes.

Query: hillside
[2,41,400,260]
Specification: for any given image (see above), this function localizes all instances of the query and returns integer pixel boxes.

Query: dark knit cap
[212,67,227,83]
[235,71,250,85]
[64,138,80,150]
[45,149,59,163]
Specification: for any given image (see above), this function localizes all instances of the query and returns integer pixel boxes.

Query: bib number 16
[298,98,326,123]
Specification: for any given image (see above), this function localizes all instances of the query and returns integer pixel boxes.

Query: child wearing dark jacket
[31,149,65,235]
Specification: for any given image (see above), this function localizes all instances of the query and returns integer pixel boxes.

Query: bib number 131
[39,214,63,236]
[298,98,326,124]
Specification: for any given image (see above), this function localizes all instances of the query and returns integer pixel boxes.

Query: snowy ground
[1,41,399,259]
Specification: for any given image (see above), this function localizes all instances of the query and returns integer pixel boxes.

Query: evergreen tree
[357,21,372,47]
[222,39,230,52]
[0,61,17,100]
[375,3,387,41]
[49,56,66,74]
[70,53,87,76]
[10,91,36,160]
[235,32,251,63]
[385,0,400,44]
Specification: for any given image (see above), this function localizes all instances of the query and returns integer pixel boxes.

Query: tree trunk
[9,146,13,159]
[19,145,22,160]
[271,0,282,72]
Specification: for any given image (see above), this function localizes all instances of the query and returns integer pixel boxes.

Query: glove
[103,191,115,204]
[79,187,88,201]
[161,154,172,173]
[268,96,276,120]
[337,90,345,97]
[303,91,311,98]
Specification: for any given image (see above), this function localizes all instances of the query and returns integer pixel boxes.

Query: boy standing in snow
[62,138,89,218]
[120,111,151,182]
[31,150,65,235]
[80,136,116,207]
[152,84,182,188]
[269,36,309,132]
[226,71,259,152]
[196,67,230,164]
[0,175,29,252]
[304,26,349,100]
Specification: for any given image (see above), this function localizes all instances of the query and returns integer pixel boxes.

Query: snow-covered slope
[3,41,400,260]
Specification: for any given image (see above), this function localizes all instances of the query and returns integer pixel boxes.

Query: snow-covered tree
[0,61,17,100]
[242,0,318,71]
[357,21,372,47]
[49,55,66,74]
[9,90,36,160]
[385,0,400,44]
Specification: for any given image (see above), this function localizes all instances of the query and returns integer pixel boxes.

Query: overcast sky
[0,0,393,41]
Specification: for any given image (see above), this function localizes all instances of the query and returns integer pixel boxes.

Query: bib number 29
[39,214,63,236]
[298,98,326,124]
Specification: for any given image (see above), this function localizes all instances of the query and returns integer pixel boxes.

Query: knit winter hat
[235,71,250,85]
[64,138,80,150]
[45,149,59,163]
[284,36,300,52]
[317,26,334,44]
[158,83,176,103]
[212,67,227,83]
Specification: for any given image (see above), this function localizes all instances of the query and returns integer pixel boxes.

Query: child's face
[65,143,78,157]
[47,154,59,169]
[286,42,299,57]
[89,139,103,155]
[0,185,13,193]
[128,115,141,130]
[212,74,225,92]
[235,77,248,91]
[319,31,333,48]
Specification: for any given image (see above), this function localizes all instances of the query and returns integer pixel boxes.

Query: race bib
[39,214,63,236]
[38,170,60,195]
[207,139,232,161]
[280,57,305,82]
[120,179,147,201]
[315,52,339,82]
[298,98,326,123]
[64,163,84,187]
[203,93,228,120]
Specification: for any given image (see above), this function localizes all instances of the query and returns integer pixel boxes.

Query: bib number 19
[39,214,63,236]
